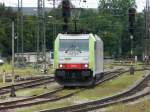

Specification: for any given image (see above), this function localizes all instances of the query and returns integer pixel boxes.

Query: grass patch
[0,83,60,103]
[74,71,147,100]
[14,86,79,98]
[15,99,73,112]
[55,89,78,96]
[0,63,38,77]
[11,83,59,97]
[0,63,53,76]
[16,87,48,97]
[16,70,149,112]
[0,82,10,88]
[0,63,53,88]
[107,99,150,112]
[110,61,145,70]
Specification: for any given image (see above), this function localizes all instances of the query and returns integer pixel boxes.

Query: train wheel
[89,78,96,88]
[100,73,104,79]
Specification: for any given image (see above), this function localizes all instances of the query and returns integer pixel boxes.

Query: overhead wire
[1,0,99,8]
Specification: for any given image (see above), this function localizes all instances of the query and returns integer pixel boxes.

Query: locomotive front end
[54,34,94,86]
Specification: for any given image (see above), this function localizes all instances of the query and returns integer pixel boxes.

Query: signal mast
[144,0,150,57]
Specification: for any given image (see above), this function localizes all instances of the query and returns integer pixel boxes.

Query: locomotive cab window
[59,39,89,52]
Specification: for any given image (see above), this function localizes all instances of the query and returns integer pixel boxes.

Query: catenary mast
[37,0,46,68]
[144,0,150,57]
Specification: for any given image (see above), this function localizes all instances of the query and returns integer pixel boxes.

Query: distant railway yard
[1,0,150,112]
[0,62,149,112]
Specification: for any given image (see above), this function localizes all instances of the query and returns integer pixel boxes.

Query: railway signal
[62,0,71,18]
[62,0,71,32]
[128,7,136,35]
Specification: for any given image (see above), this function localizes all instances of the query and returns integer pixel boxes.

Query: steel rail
[39,69,150,112]
[0,77,54,95]
[0,69,126,110]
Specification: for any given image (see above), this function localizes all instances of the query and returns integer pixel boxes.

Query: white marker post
[3,70,6,84]
[130,35,134,65]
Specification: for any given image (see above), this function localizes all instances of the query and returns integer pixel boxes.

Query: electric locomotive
[54,33,103,86]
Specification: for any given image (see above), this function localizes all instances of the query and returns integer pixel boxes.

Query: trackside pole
[10,21,16,97]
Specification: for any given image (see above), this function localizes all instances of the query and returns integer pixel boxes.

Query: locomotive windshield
[59,39,89,51]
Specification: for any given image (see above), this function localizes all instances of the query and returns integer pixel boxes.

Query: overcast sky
[0,0,146,12]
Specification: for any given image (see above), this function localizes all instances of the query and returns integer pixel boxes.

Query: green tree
[98,0,136,56]
[0,3,17,57]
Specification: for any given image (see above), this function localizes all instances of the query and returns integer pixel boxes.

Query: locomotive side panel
[54,35,59,69]
[94,35,103,75]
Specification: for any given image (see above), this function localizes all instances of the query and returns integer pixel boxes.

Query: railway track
[39,70,150,112]
[95,68,127,85]
[0,69,126,110]
[16,75,54,82]
[0,76,54,95]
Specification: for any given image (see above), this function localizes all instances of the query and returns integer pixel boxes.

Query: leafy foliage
[0,3,17,57]
[0,0,145,59]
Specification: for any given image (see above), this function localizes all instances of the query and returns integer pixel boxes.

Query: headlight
[59,64,63,68]
[82,64,89,69]
[84,64,88,68]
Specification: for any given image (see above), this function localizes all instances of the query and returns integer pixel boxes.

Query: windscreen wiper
[65,44,82,53]
[65,44,74,53]
[75,46,82,53]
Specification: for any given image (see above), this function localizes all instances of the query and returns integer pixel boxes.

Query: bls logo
[68,50,79,56]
